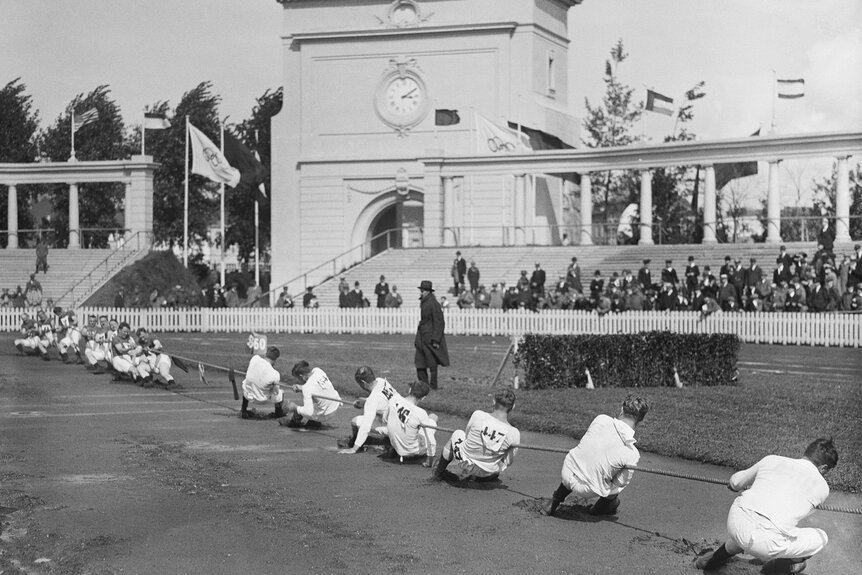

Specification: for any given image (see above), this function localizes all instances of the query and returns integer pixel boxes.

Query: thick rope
[170,354,862,515]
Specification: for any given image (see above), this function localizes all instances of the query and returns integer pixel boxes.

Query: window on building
[547,51,557,96]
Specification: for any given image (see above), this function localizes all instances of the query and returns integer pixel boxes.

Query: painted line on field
[742,368,859,380]
[1,407,229,418]
[739,360,861,372]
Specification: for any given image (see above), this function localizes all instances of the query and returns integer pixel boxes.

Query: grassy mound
[85,251,204,307]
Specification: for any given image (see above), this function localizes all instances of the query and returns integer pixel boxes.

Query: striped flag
[144,112,171,130]
[73,108,99,132]
[777,78,804,99]
[645,89,674,116]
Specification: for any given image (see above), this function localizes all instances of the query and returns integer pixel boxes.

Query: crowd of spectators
[447,242,862,315]
[337,275,403,308]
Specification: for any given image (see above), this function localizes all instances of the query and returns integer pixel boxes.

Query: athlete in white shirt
[432,388,519,482]
[338,366,402,453]
[695,438,838,574]
[378,381,437,465]
[540,395,649,517]
[241,346,286,419]
[280,360,341,429]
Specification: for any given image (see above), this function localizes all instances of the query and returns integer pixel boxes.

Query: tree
[226,87,282,265]
[581,40,642,239]
[40,85,133,247]
[0,78,41,247]
[0,78,40,162]
[145,82,222,251]
[812,160,862,240]
[717,178,759,243]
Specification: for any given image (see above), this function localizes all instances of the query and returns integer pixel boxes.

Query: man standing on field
[414,280,448,390]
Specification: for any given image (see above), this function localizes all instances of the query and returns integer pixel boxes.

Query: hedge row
[513,332,740,389]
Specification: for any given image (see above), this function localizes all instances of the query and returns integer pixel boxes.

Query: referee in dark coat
[414,280,449,390]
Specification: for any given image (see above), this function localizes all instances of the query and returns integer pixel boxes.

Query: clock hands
[401,87,418,99]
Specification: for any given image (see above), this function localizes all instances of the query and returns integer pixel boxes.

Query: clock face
[385,77,423,116]
[374,67,429,133]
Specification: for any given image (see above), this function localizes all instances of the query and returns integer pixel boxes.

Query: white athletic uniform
[57,313,81,357]
[444,410,520,479]
[14,318,39,353]
[242,354,284,405]
[36,317,55,354]
[111,334,141,377]
[382,396,437,458]
[140,339,173,383]
[351,378,401,448]
[296,367,340,421]
[724,455,830,561]
[559,414,639,502]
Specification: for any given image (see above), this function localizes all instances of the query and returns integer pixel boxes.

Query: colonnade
[426,131,861,248]
[1,156,157,249]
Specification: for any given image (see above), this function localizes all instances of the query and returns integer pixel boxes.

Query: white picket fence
[2,307,859,347]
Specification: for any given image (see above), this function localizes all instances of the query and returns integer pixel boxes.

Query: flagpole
[141,109,146,156]
[183,116,189,267]
[70,110,76,160]
[770,70,777,134]
[219,119,226,288]
[254,130,261,288]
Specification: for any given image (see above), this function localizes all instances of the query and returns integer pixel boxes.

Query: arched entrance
[351,189,424,258]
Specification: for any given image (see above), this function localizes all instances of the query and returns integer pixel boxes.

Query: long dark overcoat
[414,292,450,368]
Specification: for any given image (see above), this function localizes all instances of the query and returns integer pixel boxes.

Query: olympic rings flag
[474,111,532,154]
[188,122,241,187]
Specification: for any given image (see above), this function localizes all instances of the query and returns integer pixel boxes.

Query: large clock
[374,61,430,135]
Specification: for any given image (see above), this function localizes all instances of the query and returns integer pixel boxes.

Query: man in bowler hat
[415,280,449,390]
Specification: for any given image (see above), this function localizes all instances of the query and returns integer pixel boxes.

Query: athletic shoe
[539,499,556,516]
[762,559,807,574]
[241,411,252,420]
[142,378,154,389]
[279,414,304,428]
[336,436,354,449]
[589,496,620,516]
[15,343,24,354]
[304,420,323,430]
[59,352,68,362]
[153,374,169,386]
[694,549,729,571]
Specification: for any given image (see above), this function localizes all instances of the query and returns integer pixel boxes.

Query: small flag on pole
[73,108,99,132]
[188,122,240,187]
[645,89,674,116]
[144,112,171,130]
[198,363,209,385]
[777,78,804,99]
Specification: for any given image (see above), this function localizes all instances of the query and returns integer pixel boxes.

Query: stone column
[68,182,80,249]
[442,176,456,247]
[638,169,653,245]
[766,160,781,243]
[702,165,717,244]
[6,184,18,249]
[835,156,852,243]
[514,174,526,245]
[579,173,592,245]
[124,181,133,244]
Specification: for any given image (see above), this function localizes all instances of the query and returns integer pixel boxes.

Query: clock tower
[271,0,584,287]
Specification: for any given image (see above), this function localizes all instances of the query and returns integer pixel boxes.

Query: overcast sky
[3,0,860,201]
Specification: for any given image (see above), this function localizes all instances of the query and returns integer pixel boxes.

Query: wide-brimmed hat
[418,280,434,291]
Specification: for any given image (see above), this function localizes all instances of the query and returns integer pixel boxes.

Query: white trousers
[726,501,828,561]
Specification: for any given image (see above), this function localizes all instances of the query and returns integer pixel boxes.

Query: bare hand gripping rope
[170,353,861,515]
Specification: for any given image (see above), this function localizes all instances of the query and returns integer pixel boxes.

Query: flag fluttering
[645,89,674,116]
[777,78,804,99]
[435,109,461,126]
[144,112,171,130]
[714,128,761,189]
[188,123,240,187]
[253,150,267,202]
[474,112,532,153]
[223,133,268,200]
[73,108,99,132]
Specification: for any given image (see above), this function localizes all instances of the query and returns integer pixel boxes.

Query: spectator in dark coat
[414,280,448,390]
[720,256,734,285]
[347,281,366,308]
[530,263,546,300]
[661,259,679,287]
[745,258,763,291]
[817,217,835,255]
[777,245,793,269]
[808,280,830,312]
[374,275,389,308]
[566,257,583,293]
[658,282,677,311]
[114,288,125,308]
[684,256,700,295]
[718,274,738,311]
[589,270,604,302]
[35,239,49,274]
[637,259,653,291]
[452,251,467,293]
[467,261,480,294]
[773,259,792,285]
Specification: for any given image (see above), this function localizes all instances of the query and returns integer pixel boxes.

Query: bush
[514,332,739,389]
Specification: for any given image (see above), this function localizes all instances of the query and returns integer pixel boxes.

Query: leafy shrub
[514,332,739,389]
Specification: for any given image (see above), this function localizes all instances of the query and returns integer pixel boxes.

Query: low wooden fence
[1,307,859,347]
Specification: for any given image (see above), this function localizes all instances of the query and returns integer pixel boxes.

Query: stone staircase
[0,244,150,309]
[307,241,852,308]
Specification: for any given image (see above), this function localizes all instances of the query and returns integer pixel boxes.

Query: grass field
[164,333,862,493]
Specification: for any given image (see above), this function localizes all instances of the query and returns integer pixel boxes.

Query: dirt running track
[1,334,860,575]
